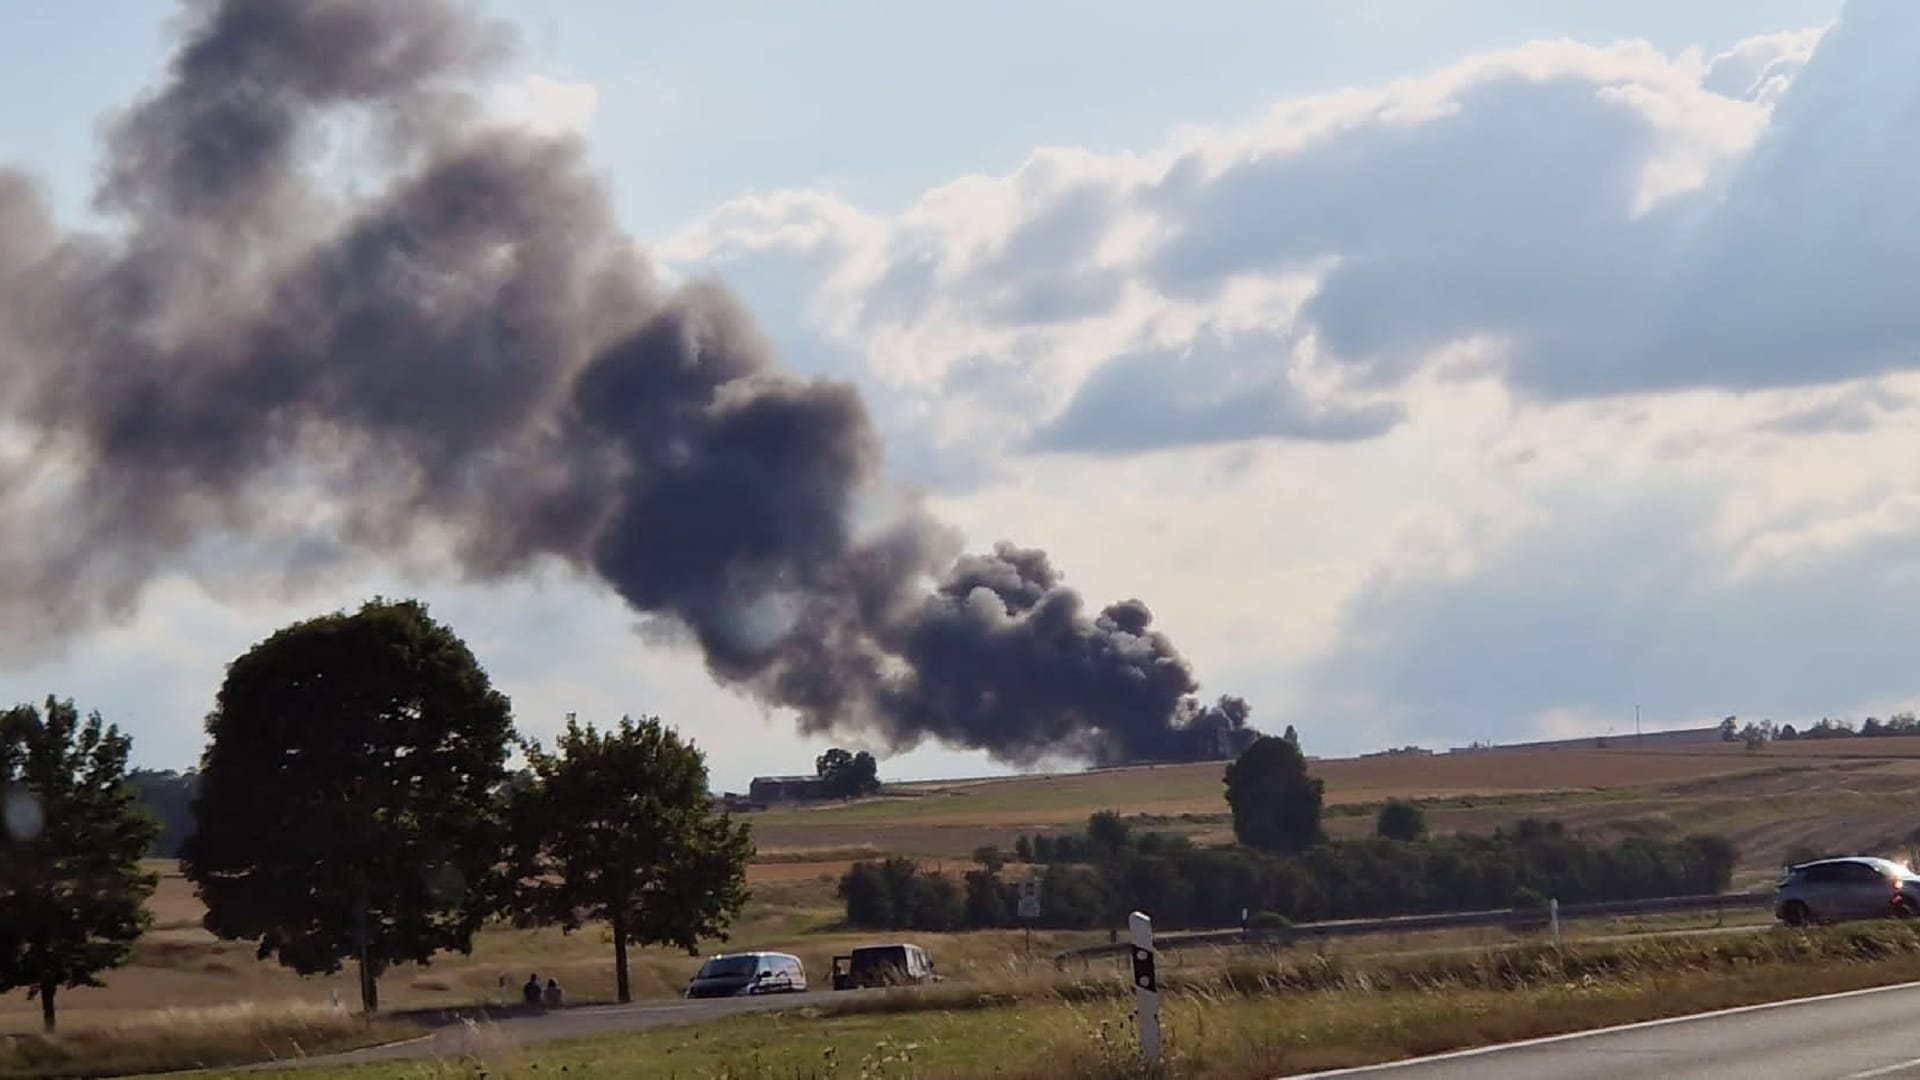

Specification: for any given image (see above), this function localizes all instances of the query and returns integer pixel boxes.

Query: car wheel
[1894,897,1917,920]
[1781,901,1811,927]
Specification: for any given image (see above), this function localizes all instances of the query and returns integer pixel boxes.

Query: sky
[7,0,1917,792]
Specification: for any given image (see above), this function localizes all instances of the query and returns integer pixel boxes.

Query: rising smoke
[0,0,1256,767]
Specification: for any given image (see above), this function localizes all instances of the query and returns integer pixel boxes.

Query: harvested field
[757,743,1892,834]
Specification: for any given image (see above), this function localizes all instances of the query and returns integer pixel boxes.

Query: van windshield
[696,956,758,979]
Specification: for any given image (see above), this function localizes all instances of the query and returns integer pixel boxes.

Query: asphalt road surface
[238,989,872,1072]
[1297,980,1920,1080]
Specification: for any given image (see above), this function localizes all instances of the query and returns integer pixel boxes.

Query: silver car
[1774,856,1920,926]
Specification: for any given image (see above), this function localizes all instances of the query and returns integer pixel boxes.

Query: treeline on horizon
[838,813,1739,933]
[128,768,197,858]
[838,731,1737,934]
[1746,712,1920,741]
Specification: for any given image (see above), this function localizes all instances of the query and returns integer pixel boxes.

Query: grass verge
[183,922,1920,1079]
[0,1002,417,1079]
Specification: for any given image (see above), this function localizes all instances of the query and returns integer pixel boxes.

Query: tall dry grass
[0,1000,415,1079]
[753,845,886,865]
[187,924,1920,1080]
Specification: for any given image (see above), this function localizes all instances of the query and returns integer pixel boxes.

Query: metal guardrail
[1052,890,1775,964]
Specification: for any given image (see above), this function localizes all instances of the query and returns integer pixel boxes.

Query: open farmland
[12,738,1920,1039]
[751,739,1920,882]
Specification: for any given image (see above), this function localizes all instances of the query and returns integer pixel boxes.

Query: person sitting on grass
[544,977,566,1008]
[523,973,542,1006]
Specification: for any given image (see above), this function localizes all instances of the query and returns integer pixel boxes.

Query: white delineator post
[1129,910,1161,1061]
[1550,898,1561,947]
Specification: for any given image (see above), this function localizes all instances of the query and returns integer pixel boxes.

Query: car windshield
[1866,858,1918,880]
[696,956,758,979]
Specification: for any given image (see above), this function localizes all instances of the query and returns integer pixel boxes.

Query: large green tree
[814,747,880,799]
[0,697,159,1031]
[507,715,753,1003]
[1223,734,1324,854]
[181,599,516,1014]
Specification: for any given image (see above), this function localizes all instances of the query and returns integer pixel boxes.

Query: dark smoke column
[0,0,1254,766]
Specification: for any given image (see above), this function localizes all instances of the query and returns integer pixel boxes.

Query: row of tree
[1,599,756,1029]
[841,815,1736,932]
[125,768,197,857]
[841,726,1732,934]
[1719,713,1920,745]
[1011,797,1431,867]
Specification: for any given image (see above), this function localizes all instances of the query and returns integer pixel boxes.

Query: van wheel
[1781,901,1811,927]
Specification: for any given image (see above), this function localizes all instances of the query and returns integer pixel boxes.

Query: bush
[837,857,966,931]
[1248,910,1292,931]
[1376,798,1428,842]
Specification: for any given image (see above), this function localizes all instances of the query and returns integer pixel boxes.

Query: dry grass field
[754,739,1920,881]
[10,736,1920,1042]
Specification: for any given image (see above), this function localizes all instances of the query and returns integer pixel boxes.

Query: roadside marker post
[1129,910,1161,1062]
[1018,875,1042,958]
[1550,898,1561,947]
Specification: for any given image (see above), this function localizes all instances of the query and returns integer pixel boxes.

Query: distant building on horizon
[749,774,830,802]
[1360,745,1434,758]
[1445,725,1722,755]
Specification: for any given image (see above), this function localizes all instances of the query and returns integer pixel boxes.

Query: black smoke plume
[0,0,1254,767]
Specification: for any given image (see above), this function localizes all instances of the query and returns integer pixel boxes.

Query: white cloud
[1704,27,1828,105]
[659,28,1850,476]
[488,74,599,136]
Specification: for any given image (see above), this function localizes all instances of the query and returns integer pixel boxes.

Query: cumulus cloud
[663,8,1920,470]
[1635,2,1920,398]
[1762,383,1910,434]
[1305,480,1920,751]
[1031,326,1401,454]
[1704,27,1827,105]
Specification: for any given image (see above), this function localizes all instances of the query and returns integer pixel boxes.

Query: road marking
[1847,1057,1920,1079]
[1286,978,1920,1078]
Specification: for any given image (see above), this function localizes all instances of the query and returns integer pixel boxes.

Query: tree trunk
[612,908,631,1004]
[38,982,55,1032]
[355,889,378,1015]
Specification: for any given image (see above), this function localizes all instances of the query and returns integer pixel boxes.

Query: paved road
[1296,980,1920,1080]
[238,989,871,1072]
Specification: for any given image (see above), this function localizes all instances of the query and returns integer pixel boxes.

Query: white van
[683,951,808,999]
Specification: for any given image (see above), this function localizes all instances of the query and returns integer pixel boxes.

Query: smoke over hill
[0,0,1254,766]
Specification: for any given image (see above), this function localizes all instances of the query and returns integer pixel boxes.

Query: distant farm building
[1446,726,1722,755]
[1361,746,1434,758]
[749,774,829,802]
